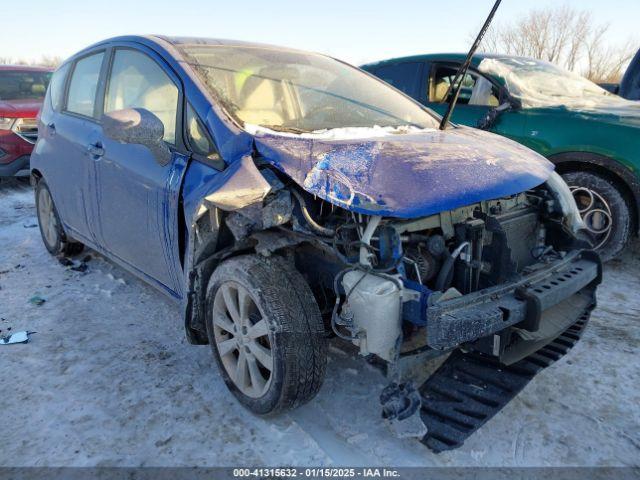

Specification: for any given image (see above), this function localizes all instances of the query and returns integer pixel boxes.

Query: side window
[631,78,640,100]
[429,65,499,107]
[186,103,215,157]
[626,60,640,100]
[66,52,105,117]
[373,62,422,98]
[105,49,179,144]
[49,63,71,111]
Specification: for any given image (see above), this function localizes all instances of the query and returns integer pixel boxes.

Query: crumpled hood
[0,98,43,117]
[252,127,554,218]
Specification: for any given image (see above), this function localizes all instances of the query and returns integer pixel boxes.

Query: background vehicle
[599,82,620,94]
[0,65,52,178]
[362,54,640,260]
[31,36,600,451]
[597,49,639,100]
[619,48,640,100]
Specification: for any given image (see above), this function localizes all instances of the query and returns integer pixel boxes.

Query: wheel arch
[30,168,43,186]
[182,205,310,345]
[183,207,249,345]
[549,151,640,236]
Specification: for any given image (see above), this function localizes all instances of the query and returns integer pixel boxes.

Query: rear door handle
[87,141,105,158]
[47,122,56,136]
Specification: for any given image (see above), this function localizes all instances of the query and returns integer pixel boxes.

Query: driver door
[92,45,187,296]
[425,63,500,126]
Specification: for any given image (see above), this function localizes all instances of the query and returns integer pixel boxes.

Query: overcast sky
[1,0,637,65]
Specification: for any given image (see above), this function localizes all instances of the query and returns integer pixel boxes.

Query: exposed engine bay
[293,177,598,366]
[185,159,601,447]
[189,160,599,365]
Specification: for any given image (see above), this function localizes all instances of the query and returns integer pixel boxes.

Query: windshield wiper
[259,125,309,134]
[439,0,502,130]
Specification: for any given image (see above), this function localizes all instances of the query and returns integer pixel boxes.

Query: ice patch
[244,123,436,140]
[479,57,640,113]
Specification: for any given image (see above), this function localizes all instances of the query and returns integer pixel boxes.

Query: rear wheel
[561,171,631,261]
[205,254,327,414]
[35,180,84,256]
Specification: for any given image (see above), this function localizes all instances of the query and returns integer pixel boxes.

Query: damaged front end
[322,172,599,369]
[169,38,600,448]
[181,130,600,450]
[332,183,600,363]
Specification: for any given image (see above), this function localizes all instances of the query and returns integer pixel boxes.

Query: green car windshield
[478,57,619,109]
[175,44,440,133]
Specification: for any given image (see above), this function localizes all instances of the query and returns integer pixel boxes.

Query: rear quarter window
[49,63,71,111]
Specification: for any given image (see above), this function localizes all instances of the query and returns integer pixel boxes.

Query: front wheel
[205,254,327,414]
[561,171,631,261]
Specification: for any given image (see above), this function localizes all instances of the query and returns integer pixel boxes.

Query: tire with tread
[205,254,327,414]
[35,179,84,256]
[562,171,631,261]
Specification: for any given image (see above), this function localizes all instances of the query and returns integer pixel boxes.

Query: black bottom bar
[419,304,593,453]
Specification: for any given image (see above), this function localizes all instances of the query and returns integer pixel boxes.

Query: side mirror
[476,102,513,130]
[102,108,171,165]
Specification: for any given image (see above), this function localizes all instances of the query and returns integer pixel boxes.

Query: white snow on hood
[244,123,436,140]
[479,57,640,114]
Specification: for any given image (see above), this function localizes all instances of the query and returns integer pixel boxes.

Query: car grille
[13,118,39,144]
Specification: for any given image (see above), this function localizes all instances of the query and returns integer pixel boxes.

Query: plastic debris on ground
[29,296,46,306]
[0,331,32,345]
[380,382,428,439]
[58,255,91,273]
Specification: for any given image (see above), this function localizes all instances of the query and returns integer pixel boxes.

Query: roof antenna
[439,0,502,130]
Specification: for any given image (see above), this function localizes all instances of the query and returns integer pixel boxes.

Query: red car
[0,65,52,178]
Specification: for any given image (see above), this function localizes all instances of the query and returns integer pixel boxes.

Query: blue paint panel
[182,154,249,224]
[402,279,432,326]
[250,127,554,218]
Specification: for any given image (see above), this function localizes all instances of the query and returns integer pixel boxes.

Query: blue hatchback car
[32,36,601,444]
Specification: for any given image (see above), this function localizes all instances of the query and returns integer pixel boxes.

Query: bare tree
[478,5,636,83]
[0,55,62,68]
[0,57,20,65]
[583,30,635,83]
[36,55,63,68]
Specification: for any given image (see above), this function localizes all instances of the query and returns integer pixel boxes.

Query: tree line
[479,5,636,83]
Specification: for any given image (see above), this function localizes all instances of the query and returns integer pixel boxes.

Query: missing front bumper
[419,303,594,452]
[425,249,601,360]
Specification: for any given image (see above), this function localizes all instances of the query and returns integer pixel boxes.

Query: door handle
[87,142,105,158]
[47,123,56,136]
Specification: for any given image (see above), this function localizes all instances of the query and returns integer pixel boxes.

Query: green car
[362,54,640,260]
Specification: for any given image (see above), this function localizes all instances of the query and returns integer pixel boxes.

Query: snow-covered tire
[35,180,84,257]
[205,254,327,414]
[562,171,631,261]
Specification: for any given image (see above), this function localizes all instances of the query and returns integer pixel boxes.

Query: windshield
[479,57,617,109]
[174,44,439,133]
[0,70,51,101]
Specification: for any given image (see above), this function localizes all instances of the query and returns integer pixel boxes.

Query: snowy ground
[1,179,639,467]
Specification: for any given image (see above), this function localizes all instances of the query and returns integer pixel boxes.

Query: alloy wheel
[37,187,59,248]
[212,282,274,398]
[570,186,613,250]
